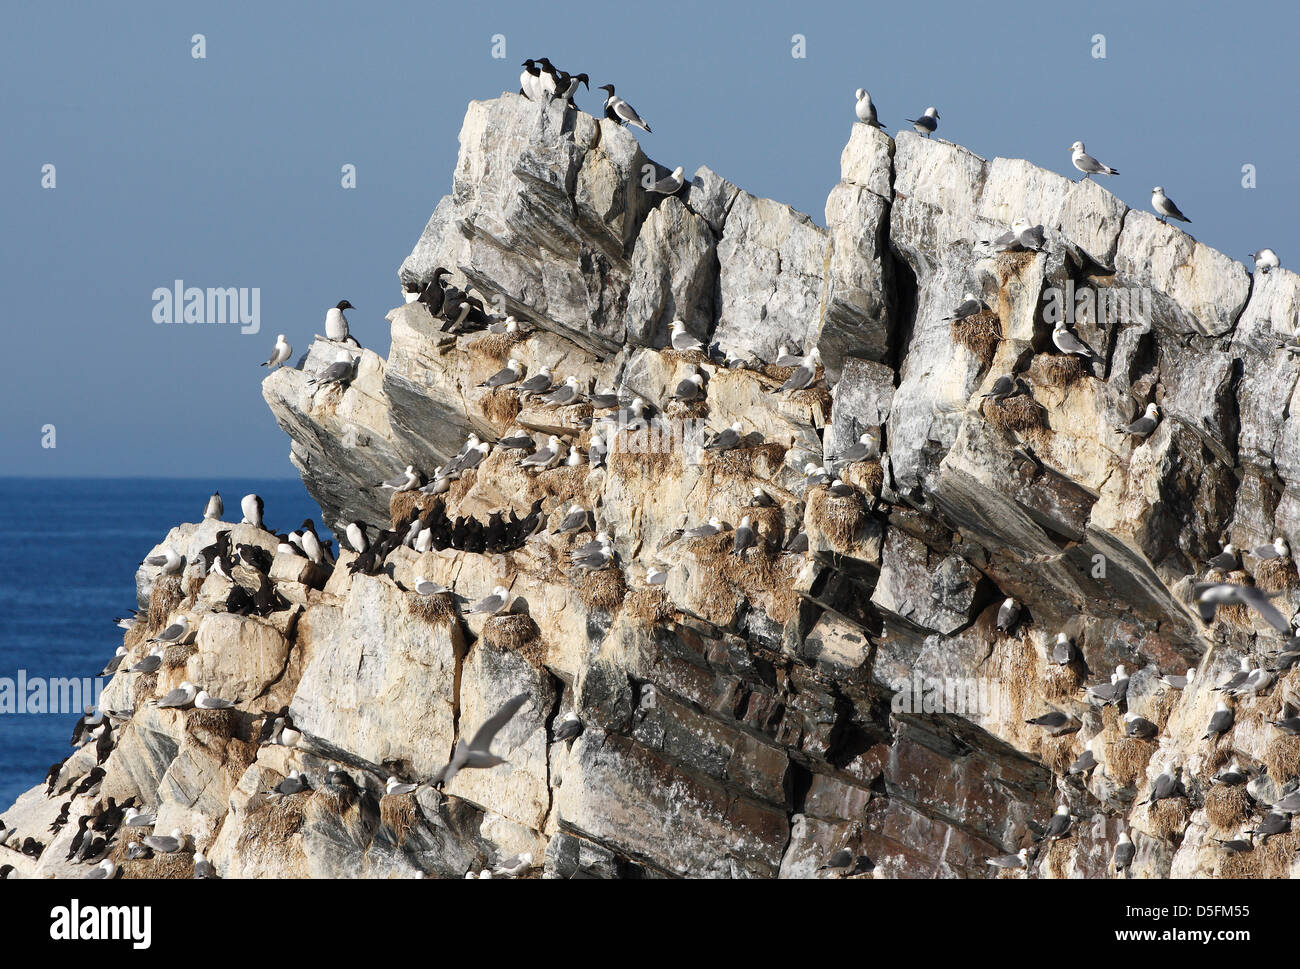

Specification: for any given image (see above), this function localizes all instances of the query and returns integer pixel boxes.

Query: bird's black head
[598,83,614,93]
[576,73,590,88]
[336,299,354,311]
[521,59,534,68]
[537,56,554,69]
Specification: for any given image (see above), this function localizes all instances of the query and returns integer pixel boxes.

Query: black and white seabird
[1151,187,1191,224]
[345,521,369,554]
[1250,248,1280,274]
[1117,403,1160,438]
[516,366,554,397]
[553,712,583,742]
[854,89,883,128]
[597,84,651,132]
[554,504,591,535]
[1123,712,1158,739]
[780,348,821,392]
[519,59,542,100]
[986,847,1030,870]
[1069,141,1119,180]
[1039,803,1072,841]
[1051,632,1077,665]
[943,292,986,321]
[649,166,685,195]
[203,490,224,520]
[669,370,705,403]
[325,299,357,343]
[127,646,164,674]
[241,493,265,529]
[905,106,939,137]
[433,693,530,787]
[480,357,523,389]
[260,334,293,370]
[996,597,1020,633]
[144,547,184,575]
[468,585,511,616]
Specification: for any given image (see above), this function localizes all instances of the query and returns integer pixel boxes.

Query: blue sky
[3,0,1296,477]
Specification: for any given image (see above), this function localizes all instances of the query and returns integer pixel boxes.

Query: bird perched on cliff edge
[1070,141,1119,180]
[1152,187,1191,224]
[598,84,651,132]
[261,334,292,370]
[906,106,939,137]
[854,89,883,128]
[325,299,359,345]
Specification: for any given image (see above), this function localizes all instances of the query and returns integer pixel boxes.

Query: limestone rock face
[9,97,1300,882]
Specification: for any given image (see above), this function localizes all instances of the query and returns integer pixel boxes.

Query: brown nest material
[627,586,675,625]
[121,851,195,880]
[806,487,866,550]
[185,575,204,598]
[185,707,237,742]
[1147,797,1191,842]
[608,441,674,482]
[314,783,360,818]
[481,388,523,427]
[1205,785,1252,832]
[445,469,479,505]
[788,384,833,416]
[481,614,545,664]
[389,490,422,529]
[220,739,259,786]
[1040,837,1074,878]
[985,395,1049,446]
[133,672,159,708]
[1104,737,1156,789]
[707,442,789,479]
[990,637,1039,724]
[146,577,185,631]
[950,310,1002,367]
[1254,556,1299,592]
[1039,734,1077,774]
[664,397,710,422]
[1148,688,1182,732]
[660,347,711,367]
[379,792,419,844]
[576,568,627,614]
[533,464,592,502]
[407,593,457,626]
[1218,847,1264,879]
[743,504,787,548]
[1254,829,1300,878]
[1263,735,1300,780]
[162,643,197,670]
[995,249,1038,279]
[690,530,800,626]
[1038,354,1089,387]
[467,331,522,361]
[241,792,308,847]
[1042,663,1083,702]
[842,460,884,497]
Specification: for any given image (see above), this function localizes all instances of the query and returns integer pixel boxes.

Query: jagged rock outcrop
[6,93,1300,880]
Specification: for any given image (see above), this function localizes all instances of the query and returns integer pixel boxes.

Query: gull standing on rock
[1052,321,1098,359]
[144,547,184,575]
[261,334,292,370]
[1151,186,1191,224]
[479,358,523,389]
[780,348,820,392]
[598,84,651,132]
[996,597,1020,633]
[1117,403,1160,438]
[906,106,939,137]
[1069,141,1119,180]
[854,89,883,128]
[1250,248,1280,273]
[649,166,685,195]
[520,435,561,470]
[670,370,705,403]
[670,319,704,352]
[379,465,419,493]
[468,585,511,616]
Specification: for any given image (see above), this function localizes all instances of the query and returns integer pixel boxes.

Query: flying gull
[1195,582,1290,632]
[597,84,651,132]
[1151,186,1191,224]
[854,89,883,128]
[906,106,939,137]
[434,692,530,787]
[260,334,292,370]
[1069,140,1119,180]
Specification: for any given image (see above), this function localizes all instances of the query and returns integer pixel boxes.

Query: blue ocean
[0,477,325,808]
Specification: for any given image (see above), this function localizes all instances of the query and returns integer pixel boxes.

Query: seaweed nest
[660,347,711,367]
[787,384,833,417]
[1205,785,1252,831]
[467,331,522,361]
[1040,837,1074,878]
[1254,556,1299,592]
[806,487,866,550]
[706,442,788,479]
[576,568,627,614]
[481,613,545,664]
[690,530,800,626]
[481,388,523,428]
[627,586,675,625]
[663,396,710,421]
[1263,735,1300,780]
[1042,663,1083,702]
[1147,797,1191,842]
[1039,734,1077,774]
[985,394,1049,445]
[1253,829,1300,878]
[389,490,423,529]
[951,310,1002,367]
[1038,353,1089,387]
[1148,688,1182,732]
[241,792,308,847]
[146,577,185,631]
[445,469,479,505]
[1104,736,1156,789]
[407,593,457,626]
[842,460,884,497]
[162,643,196,670]
[379,791,419,844]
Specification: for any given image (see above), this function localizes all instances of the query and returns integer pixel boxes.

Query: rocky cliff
[5,92,1300,879]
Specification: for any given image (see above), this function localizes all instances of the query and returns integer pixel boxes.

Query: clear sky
[4,0,1296,477]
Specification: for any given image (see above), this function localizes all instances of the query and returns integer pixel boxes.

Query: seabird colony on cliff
[14,57,1292,884]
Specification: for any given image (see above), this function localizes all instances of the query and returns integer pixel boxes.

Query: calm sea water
[0,477,324,808]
